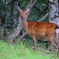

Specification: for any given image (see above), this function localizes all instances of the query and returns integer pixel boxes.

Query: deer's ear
[26,8,30,12]
[18,6,22,12]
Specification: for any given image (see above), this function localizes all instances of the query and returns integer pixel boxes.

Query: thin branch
[34,5,41,12]
[37,12,49,22]
[34,3,48,20]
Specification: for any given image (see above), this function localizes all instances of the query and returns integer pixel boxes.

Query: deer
[18,6,59,54]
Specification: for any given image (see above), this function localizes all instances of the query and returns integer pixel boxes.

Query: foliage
[0,1,3,15]
[0,0,48,22]
[38,0,48,3]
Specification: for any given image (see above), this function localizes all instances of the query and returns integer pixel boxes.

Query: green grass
[0,40,59,59]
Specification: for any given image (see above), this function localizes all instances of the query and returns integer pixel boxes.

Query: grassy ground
[0,40,59,59]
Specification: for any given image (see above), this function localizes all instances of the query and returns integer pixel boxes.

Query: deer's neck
[22,17,28,30]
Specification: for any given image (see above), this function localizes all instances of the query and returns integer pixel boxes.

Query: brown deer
[18,6,59,54]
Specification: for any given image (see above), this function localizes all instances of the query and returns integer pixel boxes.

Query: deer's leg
[49,34,59,54]
[55,29,59,55]
[54,39,59,55]
[50,39,59,55]
[32,37,38,51]
[45,41,52,51]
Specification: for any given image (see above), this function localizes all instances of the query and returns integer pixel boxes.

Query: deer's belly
[36,36,49,41]
[27,30,50,41]
[35,33,49,41]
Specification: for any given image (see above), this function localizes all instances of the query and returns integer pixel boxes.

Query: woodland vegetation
[0,0,49,42]
[0,0,59,59]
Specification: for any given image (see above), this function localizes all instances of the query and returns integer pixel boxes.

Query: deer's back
[27,22,57,41]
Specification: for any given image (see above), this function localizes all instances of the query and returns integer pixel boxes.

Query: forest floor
[0,38,59,59]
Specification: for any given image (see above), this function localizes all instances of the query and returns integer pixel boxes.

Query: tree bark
[11,1,18,30]
[49,0,59,26]
[6,17,23,43]
[2,0,10,36]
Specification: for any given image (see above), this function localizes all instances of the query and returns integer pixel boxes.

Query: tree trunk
[49,0,59,26]
[6,17,23,43]
[2,0,10,36]
[11,1,18,30]
[0,26,4,40]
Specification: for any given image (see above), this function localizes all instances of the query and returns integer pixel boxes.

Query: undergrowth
[0,40,59,59]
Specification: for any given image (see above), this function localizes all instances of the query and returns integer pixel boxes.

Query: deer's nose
[21,16,23,18]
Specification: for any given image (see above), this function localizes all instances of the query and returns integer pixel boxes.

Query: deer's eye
[25,13,27,14]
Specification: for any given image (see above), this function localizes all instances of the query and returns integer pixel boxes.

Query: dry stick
[38,47,50,54]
